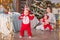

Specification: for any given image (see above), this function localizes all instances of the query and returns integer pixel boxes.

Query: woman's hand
[54,23,56,26]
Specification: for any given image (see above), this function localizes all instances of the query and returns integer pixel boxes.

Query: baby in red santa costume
[42,14,52,31]
[18,5,34,38]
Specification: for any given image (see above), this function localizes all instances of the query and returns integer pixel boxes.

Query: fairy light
[1,0,2,3]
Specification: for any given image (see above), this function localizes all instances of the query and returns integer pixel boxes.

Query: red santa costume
[18,6,34,38]
[42,14,52,31]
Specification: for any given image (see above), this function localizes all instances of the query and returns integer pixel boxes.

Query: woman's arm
[50,14,56,24]
[53,14,56,24]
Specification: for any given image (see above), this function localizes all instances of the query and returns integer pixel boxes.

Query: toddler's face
[44,15,48,20]
[24,9,29,16]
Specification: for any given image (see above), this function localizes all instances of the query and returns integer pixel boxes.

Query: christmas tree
[30,0,52,19]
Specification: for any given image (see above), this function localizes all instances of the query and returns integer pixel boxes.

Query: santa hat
[21,5,31,15]
[24,5,30,11]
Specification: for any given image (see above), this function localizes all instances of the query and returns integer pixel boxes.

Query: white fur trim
[23,16,29,24]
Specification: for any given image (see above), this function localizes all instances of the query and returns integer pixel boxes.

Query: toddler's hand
[20,16,23,18]
[32,14,35,16]
[30,14,34,16]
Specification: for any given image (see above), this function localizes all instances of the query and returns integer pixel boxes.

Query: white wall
[49,0,60,4]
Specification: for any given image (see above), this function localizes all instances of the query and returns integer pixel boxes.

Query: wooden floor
[0,29,59,40]
[14,29,59,40]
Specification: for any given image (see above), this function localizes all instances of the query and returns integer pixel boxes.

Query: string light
[1,0,2,3]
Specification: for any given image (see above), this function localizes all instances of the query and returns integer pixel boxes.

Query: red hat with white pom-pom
[24,5,30,11]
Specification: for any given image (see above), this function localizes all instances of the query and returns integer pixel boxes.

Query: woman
[36,6,56,30]
[46,6,56,29]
